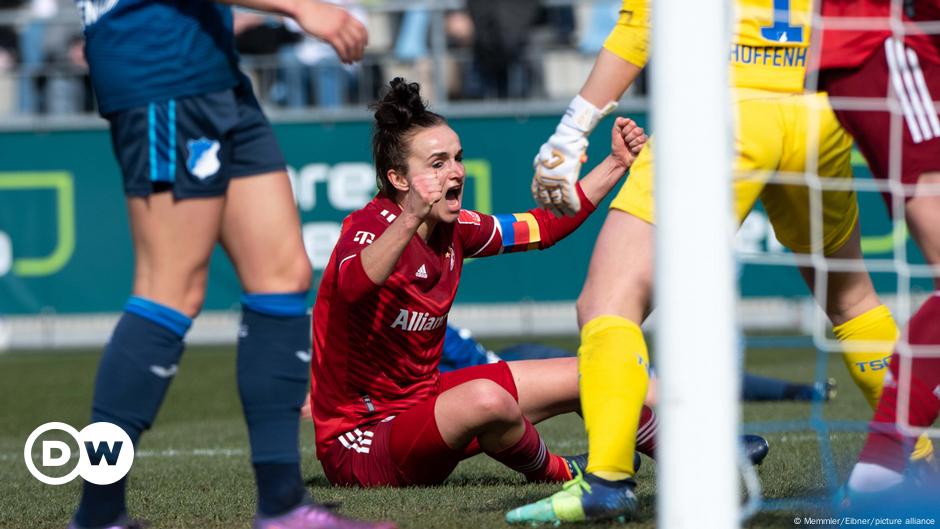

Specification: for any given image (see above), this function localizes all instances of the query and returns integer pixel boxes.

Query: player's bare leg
[507,357,580,423]
[577,210,653,327]
[220,171,312,294]
[72,195,223,529]
[796,222,879,327]
[435,379,529,450]
[128,194,224,316]
[905,173,940,271]
[434,378,576,482]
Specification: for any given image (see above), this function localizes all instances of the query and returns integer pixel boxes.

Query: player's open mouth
[445,185,462,211]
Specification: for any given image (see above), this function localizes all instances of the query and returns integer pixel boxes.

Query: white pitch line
[0,432,891,464]
[2,445,319,462]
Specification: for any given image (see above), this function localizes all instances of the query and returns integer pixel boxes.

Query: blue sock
[238,292,310,517]
[75,296,191,529]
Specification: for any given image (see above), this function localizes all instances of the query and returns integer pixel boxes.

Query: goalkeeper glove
[533,95,617,216]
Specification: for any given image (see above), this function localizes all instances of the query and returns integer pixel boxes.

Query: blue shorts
[107,77,286,199]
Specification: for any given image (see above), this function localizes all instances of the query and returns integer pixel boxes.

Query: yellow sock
[833,304,897,410]
[579,315,649,480]
[832,304,934,461]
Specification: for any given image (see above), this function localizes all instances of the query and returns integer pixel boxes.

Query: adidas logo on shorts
[338,428,374,454]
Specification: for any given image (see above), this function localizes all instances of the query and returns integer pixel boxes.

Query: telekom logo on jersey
[390,309,447,332]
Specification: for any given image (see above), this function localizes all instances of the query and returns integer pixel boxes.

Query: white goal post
[652,0,740,528]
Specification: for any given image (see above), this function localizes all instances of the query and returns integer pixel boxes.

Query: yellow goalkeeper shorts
[611,88,858,255]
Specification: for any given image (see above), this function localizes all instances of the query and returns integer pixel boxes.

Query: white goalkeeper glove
[533,95,617,216]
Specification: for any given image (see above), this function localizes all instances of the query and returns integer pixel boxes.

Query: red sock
[858,295,940,471]
[488,419,571,482]
[636,405,658,458]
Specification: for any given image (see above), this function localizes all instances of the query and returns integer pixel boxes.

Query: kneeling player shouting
[309,78,647,487]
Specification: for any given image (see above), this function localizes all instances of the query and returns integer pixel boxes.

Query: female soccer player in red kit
[816,0,940,499]
[309,78,649,487]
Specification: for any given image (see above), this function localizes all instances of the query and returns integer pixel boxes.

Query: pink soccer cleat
[253,504,397,529]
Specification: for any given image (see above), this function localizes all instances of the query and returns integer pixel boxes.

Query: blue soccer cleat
[743,434,770,465]
[506,471,638,524]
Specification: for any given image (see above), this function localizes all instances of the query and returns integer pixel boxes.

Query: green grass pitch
[0,338,874,529]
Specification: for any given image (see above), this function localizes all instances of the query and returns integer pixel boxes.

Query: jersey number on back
[760,0,804,43]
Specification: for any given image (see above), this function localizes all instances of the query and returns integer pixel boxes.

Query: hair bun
[373,77,427,130]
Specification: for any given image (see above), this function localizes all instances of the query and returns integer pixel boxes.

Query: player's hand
[293,1,368,64]
[610,117,647,170]
[402,171,443,221]
[532,129,588,217]
[531,96,617,216]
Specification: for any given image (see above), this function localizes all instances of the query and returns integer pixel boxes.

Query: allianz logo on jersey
[390,309,447,332]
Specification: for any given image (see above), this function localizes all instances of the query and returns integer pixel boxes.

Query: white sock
[847,462,904,493]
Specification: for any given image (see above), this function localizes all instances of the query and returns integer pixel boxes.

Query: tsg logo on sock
[24,422,134,485]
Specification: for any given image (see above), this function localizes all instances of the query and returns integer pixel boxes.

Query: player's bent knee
[180,289,207,319]
[283,251,313,292]
[269,251,313,294]
[465,380,522,426]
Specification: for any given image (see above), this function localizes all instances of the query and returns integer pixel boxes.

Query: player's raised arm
[533,0,649,216]
[219,0,367,63]
[356,169,441,286]
[468,118,646,258]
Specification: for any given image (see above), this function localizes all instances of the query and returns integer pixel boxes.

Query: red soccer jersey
[816,0,940,71]
[310,187,594,459]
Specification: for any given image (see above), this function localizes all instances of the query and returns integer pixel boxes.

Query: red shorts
[820,37,940,211]
[319,361,518,487]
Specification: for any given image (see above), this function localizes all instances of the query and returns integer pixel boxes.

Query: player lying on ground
[308,77,651,487]
[815,0,940,507]
[508,0,928,524]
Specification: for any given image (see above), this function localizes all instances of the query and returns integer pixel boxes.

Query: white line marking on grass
[3,445,319,462]
[1,433,864,463]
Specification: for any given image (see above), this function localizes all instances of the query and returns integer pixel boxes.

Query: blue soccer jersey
[77,0,241,115]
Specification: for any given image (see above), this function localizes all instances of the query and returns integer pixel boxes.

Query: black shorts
[107,77,286,199]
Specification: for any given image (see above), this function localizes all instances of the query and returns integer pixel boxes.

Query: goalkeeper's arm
[534,0,650,215]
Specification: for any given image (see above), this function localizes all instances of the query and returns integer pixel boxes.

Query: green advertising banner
[0,114,928,315]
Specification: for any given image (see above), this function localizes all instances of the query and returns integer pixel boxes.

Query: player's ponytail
[371,77,446,197]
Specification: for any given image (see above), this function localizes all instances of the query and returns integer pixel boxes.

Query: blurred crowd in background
[0,0,647,118]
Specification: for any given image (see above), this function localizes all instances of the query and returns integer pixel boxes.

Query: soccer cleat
[816,377,838,402]
[505,472,638,524]
[253,503,397,529]
[563,452,641,479]
[743,434,770,465]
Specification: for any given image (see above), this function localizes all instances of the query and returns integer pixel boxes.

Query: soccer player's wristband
[561,95,618,135]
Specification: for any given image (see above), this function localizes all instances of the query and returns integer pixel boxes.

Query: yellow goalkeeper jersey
[604,0,811,93]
